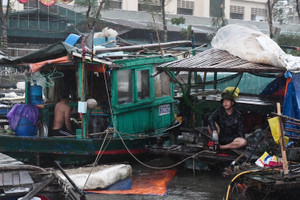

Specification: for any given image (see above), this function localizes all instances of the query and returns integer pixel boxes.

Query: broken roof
[157,48,286,73]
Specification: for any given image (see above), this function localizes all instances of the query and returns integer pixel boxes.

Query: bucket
[15,117,37,137]
[30,84,44,105]
[65,33,81,46]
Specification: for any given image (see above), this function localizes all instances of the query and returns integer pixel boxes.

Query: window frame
[113,65,154,108]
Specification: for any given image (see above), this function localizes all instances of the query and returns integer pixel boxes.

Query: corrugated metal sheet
[158,48,286,73]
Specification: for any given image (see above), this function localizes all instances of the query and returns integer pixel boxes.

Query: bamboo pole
[94,40,191,53]
[151,12,164,57]
[277,102,289,176]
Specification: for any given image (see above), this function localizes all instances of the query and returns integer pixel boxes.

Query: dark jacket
[208,107,244,144]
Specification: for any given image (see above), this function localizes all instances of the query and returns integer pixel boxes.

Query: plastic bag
[211,24,287,69]
[7,104,39,131]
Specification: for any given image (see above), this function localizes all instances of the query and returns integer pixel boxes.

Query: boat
[146,47,289,170]
[0,39,191,165]
[224,114,300,200]
[0,152,78,200]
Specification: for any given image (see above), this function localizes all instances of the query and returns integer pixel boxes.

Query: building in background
[107,0,268,22]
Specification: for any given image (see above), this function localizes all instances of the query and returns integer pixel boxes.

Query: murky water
[86,157,231,200]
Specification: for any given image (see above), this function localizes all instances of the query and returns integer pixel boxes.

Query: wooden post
[202,72,207,92]
[25,77,30,104]
[78,62,86,138]
[277,102,289,175]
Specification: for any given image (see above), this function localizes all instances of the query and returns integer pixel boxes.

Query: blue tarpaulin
[283,72,300,137]
[260,75,286,96]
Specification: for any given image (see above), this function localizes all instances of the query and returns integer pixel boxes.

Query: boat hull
[0,135,156,165]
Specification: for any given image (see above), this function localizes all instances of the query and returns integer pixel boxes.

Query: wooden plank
[277,103,289,176]
[3,172,13,186]
[13,173,20,186]
[0,173,3,186]
[19,171,34,185]
[0,153,23,166]
[21,176,55,200]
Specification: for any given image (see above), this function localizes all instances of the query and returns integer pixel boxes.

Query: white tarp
[56,164,132,190]
[211,24,300,72]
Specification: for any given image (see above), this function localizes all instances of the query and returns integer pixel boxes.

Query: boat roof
[157,48,286,73]
[0,41,186,69]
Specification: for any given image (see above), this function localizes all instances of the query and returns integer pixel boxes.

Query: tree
[139,0,168,42]
[170,17,193,40]
[296,0,300,22]
[209,2,227,39]
[0,0,11,55]
[273,1,292,24]
[161,0,167,42]
[74,0,110,31]
[267,0,279,38]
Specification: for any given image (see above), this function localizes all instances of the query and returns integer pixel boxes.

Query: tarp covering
[283,72,300,136]
[0,42,76,65]
[88,169,177,196]
[260,75,286,96]
[29,56,71,73]
[12,42,76,64]
[211,24,300,72]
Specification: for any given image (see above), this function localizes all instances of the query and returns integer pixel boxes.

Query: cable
[225,168,279,200]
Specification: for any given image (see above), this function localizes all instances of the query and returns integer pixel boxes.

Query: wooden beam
[277,103,289,176]
[21,176,55,200]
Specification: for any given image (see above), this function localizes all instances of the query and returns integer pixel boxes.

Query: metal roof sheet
[157,48,286,73]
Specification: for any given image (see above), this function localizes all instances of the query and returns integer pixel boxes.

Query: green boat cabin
[27,55,177,139]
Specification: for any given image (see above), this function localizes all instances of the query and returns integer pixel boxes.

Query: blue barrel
[15,117,37,137]
[30,84,44,105]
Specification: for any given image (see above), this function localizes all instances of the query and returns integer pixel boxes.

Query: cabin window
[137,69,150,100]
[155,71,171,97]
[117,69,133,104]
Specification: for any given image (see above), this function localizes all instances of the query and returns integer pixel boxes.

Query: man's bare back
[53,100,73,133]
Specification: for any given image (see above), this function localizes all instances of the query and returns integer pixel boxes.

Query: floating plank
[13,173,20,186]
[19,171,34,185]
[21,176,55,200]
[0,153,23,166]
[0,173,3,186]
[3,172,13,186]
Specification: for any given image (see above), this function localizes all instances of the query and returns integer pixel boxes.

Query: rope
[116,130,209,170]
[82,130,109,190]
[81,64,113,191]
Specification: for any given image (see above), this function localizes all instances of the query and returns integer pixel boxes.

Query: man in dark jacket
[208,88,247,150]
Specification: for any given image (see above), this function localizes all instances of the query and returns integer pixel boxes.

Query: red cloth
[18,0,28,3]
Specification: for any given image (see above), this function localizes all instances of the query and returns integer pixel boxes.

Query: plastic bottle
[212,131,219,150]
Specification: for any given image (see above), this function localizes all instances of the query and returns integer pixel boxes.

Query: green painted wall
[111,56,176,135]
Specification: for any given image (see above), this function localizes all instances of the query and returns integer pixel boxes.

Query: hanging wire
[81,64,211,192]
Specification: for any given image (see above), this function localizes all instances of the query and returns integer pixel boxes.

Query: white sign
[159,104,171,116]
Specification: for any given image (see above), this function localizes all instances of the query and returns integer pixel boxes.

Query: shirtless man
[208,89,247,150]
[51,91,74,136]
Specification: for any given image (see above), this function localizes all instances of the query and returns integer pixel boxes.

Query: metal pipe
[94,40,192,53]
[54,161,86,200]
